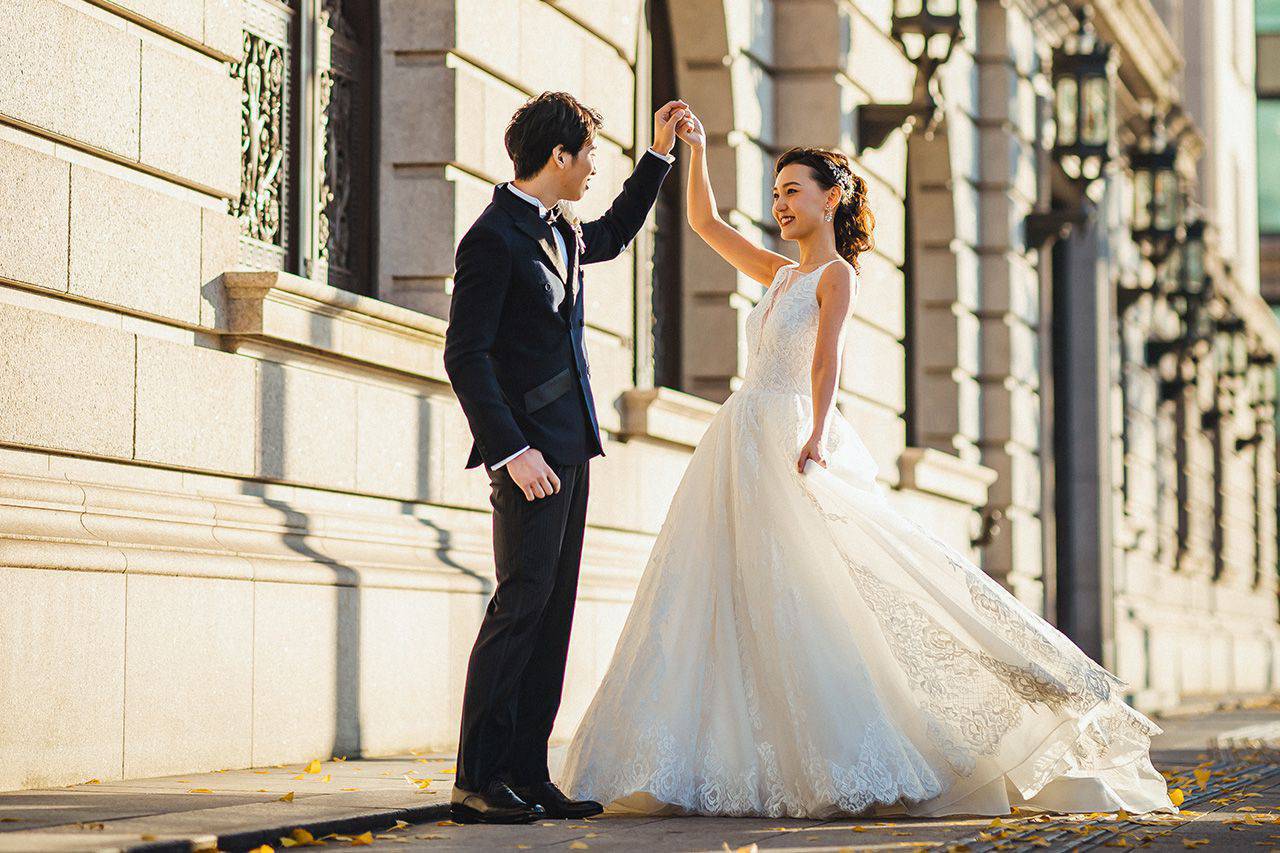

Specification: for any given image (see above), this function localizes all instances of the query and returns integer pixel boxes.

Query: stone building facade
[0,0,1273,793]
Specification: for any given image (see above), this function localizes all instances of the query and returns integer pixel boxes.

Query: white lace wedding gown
[558,259,1177,819]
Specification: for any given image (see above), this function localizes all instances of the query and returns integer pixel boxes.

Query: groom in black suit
[443,91,688,824]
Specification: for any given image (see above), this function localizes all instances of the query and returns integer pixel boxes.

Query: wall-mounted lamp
[857,0,963,152]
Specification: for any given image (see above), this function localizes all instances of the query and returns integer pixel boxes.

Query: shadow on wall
[240,305,498,759]
[248,309,363,759]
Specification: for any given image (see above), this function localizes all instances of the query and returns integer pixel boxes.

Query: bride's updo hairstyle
[774,147,875,274]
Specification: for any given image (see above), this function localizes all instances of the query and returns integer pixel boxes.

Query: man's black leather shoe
[450,781,545,824]
[510,781,604,819]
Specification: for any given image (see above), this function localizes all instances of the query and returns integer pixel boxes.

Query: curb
[22,802,453,853]
[213,802,452,853]
[1151,692,1280,720]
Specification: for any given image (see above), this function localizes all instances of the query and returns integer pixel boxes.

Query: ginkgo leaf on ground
[304,759,323,774]
[1192,768,1211,789]
[1169,788,1185,806]
[278,792,295,802]
[350,831,373,846]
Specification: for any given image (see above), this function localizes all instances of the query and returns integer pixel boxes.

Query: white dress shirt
[490,146,677,472]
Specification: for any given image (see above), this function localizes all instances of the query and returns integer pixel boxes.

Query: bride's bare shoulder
[815,259,856,300]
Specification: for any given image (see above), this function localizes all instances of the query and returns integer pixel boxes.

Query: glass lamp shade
[1050,8,1115,184]
[1157,241,1182,296]
[1181,218,1206,295]
[1129,112,1180,259]
[893,0,962,65]
[1214,328,1232,374]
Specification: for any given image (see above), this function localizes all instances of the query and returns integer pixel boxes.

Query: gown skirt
[556,383,1178,819]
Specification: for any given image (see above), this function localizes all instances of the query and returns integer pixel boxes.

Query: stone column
[1053,215,1117,668]
[973,0,1049,610]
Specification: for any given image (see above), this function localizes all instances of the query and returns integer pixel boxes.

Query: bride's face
[772,164,835,241]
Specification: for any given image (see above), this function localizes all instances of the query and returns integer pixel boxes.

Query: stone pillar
[669,0,777,401]
[973,0,1048,611]
[1053,216,1117,668]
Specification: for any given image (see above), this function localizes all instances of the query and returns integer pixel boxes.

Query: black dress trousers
[455,456,591,790]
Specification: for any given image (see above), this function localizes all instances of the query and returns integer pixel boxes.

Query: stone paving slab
[2,701,1280,852]
[0,756,453,852]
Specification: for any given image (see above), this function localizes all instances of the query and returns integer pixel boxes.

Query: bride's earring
[823,207,833,222]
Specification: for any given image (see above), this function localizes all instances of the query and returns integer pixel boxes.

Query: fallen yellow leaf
[319,774,331,783]
[304,759,322,774]
[1182,841,1210,849]
[140,836,157,842]
[293,774,306,781]
[278,792,295,802]
[436,820,461,827]
[1169,788,1185,806]
[350,830,373,846]
[249,847,274,853]
[1193,768,1211,789]
[187,788,214,794]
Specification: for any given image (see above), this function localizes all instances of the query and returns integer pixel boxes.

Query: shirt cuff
[489,446,531,470]
[646,146,675,164]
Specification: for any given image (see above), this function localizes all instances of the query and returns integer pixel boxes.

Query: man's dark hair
[504,92,604,181]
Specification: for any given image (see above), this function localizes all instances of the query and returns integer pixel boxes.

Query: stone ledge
[618,386,721,449]
[221,271,449,383]
[0,469,647,601]
[897,446,998,508]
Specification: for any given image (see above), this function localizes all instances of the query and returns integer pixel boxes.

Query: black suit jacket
[443,152,672,469]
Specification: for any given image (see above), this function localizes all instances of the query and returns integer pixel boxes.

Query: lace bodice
[742,260,857,396]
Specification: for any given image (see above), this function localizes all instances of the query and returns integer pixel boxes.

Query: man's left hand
[652,100,690,156]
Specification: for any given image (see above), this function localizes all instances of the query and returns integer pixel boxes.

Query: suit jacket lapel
[553,218,579,319]
[494,184,568,285]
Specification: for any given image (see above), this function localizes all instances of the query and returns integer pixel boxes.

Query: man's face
[558,138,598,201]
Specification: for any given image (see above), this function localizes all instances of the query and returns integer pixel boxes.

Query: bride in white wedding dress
[558,113,1177,819]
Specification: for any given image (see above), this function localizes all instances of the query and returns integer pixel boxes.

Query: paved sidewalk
[1,696,1278,852]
